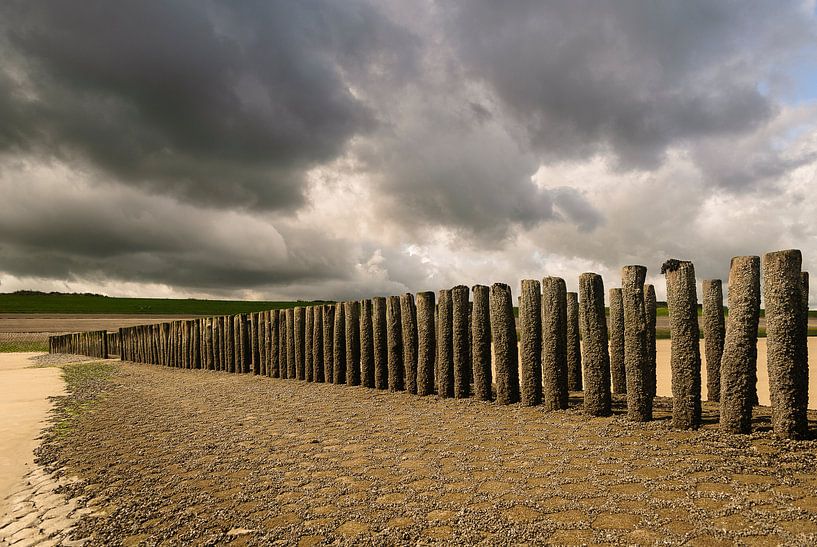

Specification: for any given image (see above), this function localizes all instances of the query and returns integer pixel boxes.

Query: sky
[1,1,817,303]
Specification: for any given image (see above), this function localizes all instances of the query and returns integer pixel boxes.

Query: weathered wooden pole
[241,314,251,373]
[286,309,296,378]
[452,285,471,398]
[519,279,542,406]
[228,315,241,373]
[644,284,657,398]
[217,316,228,371]
[277,312,287,379]
[471,285,492,401]
[203,319,212,370]
[400,293,419,394]
[622,265,652,422]
[719,256,760,433]
[609,288,626,394]
[763,249,808,439]
[387,295,404,391]
[798,272,809,418]
[372,297,388,389]
[490,283,520,405]
[416,291,436,396]
[295,307,305,380]
[542,277,569,410]
[256,313,265,374]
[333,303,346,384]
[270,310,279,377]
[264,311,272,377]
[345,301,361,386]
[436,289,454,398]
[250,313,259,375]
[312,306,324,382]
[302,307,312,380]
[359,300,374,387]
[579,273,612,416]
[322,304,334,383]
[566,291,582,391]
[663,259,702,429]
[702,280,725,402]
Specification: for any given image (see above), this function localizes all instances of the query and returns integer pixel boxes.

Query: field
[0,292,327,315]
[3,292,817,352]
[0,292,328,352]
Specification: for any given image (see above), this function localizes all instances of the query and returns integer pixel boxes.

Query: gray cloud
[442,0,814,180]
[0,0,416,211]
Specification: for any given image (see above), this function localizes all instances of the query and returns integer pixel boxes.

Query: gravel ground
[26,353,111,367]
[37,362,817,546]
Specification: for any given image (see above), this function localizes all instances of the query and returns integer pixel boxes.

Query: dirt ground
[36,361,817,546]
[0,353,65,519]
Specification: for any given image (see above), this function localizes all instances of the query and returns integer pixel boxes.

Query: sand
[0,353,65,518]
[655,338,817,409]
[487,338,817,409]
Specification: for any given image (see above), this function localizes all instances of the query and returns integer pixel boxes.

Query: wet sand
[656,338,817,409]
[0,353,65,518]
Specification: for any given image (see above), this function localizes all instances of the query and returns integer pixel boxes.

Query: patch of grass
[0,291,331,315]
[0,340,48,352]
[51,361,118,438]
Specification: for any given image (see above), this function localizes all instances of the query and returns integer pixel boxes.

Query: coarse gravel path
[23,362,817,545]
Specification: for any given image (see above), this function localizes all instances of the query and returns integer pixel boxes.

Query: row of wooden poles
[49,330,121,357]
[49,330,109,358]
[50,249,810,440]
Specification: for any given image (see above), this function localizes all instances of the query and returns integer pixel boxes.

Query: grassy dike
[0,292,329,315]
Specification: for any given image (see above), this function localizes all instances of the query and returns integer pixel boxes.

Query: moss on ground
[50,361,118,438]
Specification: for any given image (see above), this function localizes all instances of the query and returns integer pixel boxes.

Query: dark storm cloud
[0,173,361,292]
[442,0,813,177]
[0,1,815,298]
[0,0,416,211]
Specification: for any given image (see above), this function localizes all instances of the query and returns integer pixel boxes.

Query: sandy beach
[0,354,65,518]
